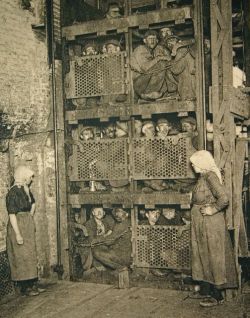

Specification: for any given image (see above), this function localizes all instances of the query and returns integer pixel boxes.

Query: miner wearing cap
[156,118,172,139]
[72,41,100,108]
[92,208,131,271]
[105,2,122,19]
[78,126,107,191]
[104,39,121,54]
[108,121,129,191]
[101,39,127,104]
[79,126,95,141]
[83,42,98,56]
[165,116,198,193]
[159,27,173,49]
[166,35,196,101]
[141,121,169,192]
[130,30,177,101]
[180,116,198,149]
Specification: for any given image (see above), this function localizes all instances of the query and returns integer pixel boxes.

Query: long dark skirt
[6,213,38,281]
[191,205,237,289]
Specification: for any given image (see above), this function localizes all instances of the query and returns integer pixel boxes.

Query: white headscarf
[13,165,34,201]
[190,150,222,184]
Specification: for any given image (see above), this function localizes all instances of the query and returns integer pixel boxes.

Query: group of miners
[77,116,198,193]
[74,205,190,276]
[130,28,195,101]
[79,116,197,142]
[67,26,195,106]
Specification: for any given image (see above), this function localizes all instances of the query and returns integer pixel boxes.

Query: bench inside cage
[135,225,191,270]
[70,139,129,181]
[67,52,127,99]
[132,136,195,180]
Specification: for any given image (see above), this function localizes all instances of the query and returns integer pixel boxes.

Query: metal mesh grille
[70,139,128,181]
[68,52,126,98]
[0,251,15,298]
[135,225,191,269]
[132,137,194,179]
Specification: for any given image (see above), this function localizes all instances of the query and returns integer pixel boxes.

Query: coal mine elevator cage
[56,0,250,285]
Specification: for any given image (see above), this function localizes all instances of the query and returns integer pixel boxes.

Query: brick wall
[0,0,67,278]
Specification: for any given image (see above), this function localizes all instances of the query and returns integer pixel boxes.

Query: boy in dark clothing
[92,208,132,270]
[77,207,114,271]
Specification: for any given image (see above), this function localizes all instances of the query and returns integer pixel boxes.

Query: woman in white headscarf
[6,166,44,296]
[189,150,237,307]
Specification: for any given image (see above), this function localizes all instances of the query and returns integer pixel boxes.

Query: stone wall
[0,0,68,278]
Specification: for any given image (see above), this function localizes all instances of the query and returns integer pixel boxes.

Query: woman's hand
[200,205,217,216]
[16,233,24,245]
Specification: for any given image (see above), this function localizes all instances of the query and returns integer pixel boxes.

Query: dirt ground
[0,278,249,318]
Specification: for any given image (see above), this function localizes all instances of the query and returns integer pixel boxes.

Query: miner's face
[144,36,158,50]
[92,207,105,220]
[107,6,120,18]
[181,122,195,133]
[85,46,96,56]
[106,44,120,54]
[157,123,171,136]
[105,125,115,138]
[80,129,94,141]
[167,38,178,50]
[113,208,128,222]
[160,28,172,39]
[146,209,160,225]
[163,208,176,220]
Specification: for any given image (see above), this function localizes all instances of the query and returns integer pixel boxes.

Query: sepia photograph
[0,0,249,317]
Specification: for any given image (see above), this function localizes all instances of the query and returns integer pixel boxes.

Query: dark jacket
[85,215,115,244]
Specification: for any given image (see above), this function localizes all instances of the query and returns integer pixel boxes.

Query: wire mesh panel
[67,52,127,98]
[0,251,15,298]
[134,225,191,269]
[70,139,129,181]
[131,136,195,179]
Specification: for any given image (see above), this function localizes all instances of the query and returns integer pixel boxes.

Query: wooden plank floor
[0,281,248,318]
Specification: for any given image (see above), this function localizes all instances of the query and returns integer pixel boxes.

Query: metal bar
[48,0,63,279]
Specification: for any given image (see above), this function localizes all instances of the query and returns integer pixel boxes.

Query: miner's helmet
[143,30,158,39]
[180,116,197,126]
[166,35,180,43]
[108,2,120,11]
[104,39,121,48]
[84,42,98,52]
[157,118,170,126]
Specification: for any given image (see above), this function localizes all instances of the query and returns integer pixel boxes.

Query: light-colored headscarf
[13,165,34,201]
[190,150,222,184]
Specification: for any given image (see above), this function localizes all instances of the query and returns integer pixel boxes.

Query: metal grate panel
[70,139,129,181]
[132,137,195,179]
[135,225,190,269]
[67,52,127,98]
[0,251,15,298]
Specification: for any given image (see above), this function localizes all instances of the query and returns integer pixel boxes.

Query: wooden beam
[62,7,193,39]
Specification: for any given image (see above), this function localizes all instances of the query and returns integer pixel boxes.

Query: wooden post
[118,268,130,289]
[243,0,250,86]
[193,0,205,149]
